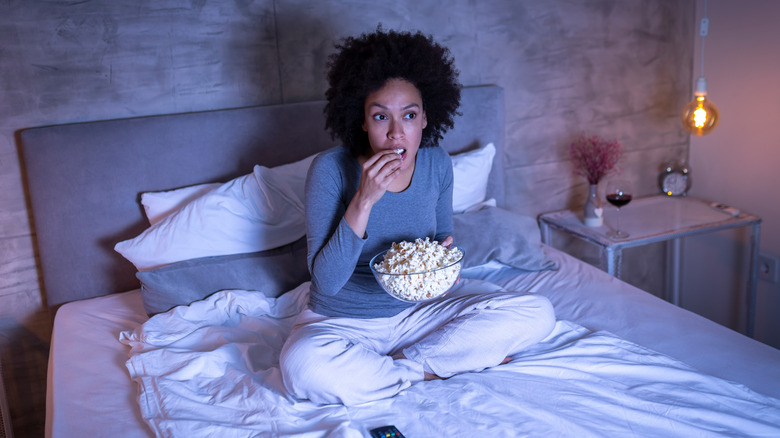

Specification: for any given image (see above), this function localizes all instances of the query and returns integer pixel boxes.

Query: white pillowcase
[451,142,496,213]
[142,183,221,225]
[263,153,316,203]
[115,164,307,271]
[119,145,494,271]
[140,144,493,224]
[141,154,316,225]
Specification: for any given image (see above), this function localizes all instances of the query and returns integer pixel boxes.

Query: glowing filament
[693,106,708,128]
[681,93,719,136]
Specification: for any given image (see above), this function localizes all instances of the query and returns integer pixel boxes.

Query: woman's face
[362,79,427,171]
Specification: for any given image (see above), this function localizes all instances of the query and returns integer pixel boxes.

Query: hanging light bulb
[681,2,719,136]
[681,76,719,136]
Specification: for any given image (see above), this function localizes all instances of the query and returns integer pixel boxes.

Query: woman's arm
[305,149,403,296]
[343,149,404,238]
[304,154,361,296]
[434,151,455,244]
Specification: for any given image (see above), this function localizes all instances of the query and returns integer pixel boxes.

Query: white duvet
[120,283,780,438]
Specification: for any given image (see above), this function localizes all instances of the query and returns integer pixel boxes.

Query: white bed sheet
[476,248,780,397]
[47,246,780,438]
[46,288,153,438]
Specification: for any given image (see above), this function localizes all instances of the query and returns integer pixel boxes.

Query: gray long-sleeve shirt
[304,145,454,318]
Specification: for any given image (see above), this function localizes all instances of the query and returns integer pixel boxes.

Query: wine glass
[605,179,632,239]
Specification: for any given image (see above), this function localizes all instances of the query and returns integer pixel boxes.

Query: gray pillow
[454,207,558,271]
[137,236,310,315]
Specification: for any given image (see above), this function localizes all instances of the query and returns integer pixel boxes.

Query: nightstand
[538,195,762,337]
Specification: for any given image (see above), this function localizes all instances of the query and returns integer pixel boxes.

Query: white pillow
[115,164,306,271]
[140,146,491,223]
[451,142,495,213]
[120,145,494,271]
[265,153,316,203]
[140,154,316,225]
[142,183,221,225]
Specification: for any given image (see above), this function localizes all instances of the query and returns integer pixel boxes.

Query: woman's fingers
[356,150,403,205]
[365,150,402,173]
[363,151,402,185]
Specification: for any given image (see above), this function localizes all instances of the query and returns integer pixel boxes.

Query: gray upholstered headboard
[20,85,504,310]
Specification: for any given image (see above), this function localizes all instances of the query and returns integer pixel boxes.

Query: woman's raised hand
[344,150,404,238]
[356,150,404,205]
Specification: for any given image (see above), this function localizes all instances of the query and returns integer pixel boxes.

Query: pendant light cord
[699,0,708,77]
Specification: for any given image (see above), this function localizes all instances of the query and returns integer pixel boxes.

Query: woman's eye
[373,114,387,121]
[404,112,417,120]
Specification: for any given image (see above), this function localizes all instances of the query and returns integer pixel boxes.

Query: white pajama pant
[279,290,555,405]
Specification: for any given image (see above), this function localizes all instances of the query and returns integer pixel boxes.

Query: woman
[280,27,555,406]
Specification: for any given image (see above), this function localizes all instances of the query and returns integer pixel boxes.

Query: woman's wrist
[352,191,374,212]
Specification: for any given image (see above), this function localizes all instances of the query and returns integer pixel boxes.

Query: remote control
[710,202,740,216]
[369,425,406,438]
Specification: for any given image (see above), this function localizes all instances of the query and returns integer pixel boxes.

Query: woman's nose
[388,120,404,139]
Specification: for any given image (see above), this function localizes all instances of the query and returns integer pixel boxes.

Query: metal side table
[538,195,762,337]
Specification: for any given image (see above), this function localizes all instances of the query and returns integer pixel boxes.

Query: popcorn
[372,238,463,301]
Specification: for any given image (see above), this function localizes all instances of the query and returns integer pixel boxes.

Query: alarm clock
[659,162,691,196]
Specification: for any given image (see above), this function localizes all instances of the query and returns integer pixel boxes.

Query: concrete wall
[0,1,693,434]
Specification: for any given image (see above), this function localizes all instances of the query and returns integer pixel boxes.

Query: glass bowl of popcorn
[370,238,464,303]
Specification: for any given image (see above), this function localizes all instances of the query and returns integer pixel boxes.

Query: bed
[20,85,780,438]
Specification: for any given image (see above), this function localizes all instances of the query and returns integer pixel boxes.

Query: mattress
[46,246,780,437]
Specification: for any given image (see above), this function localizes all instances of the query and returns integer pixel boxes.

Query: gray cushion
[454,207,558,271]
[137,236,309,315]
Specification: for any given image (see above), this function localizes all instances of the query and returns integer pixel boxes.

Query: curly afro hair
[324,27,461,157]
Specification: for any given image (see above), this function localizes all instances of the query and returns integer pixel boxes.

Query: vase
[583,184,603,227]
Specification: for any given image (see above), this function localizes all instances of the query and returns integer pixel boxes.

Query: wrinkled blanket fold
[120,284,780,438]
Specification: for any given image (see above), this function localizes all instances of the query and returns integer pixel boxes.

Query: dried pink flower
[569,134,622,185]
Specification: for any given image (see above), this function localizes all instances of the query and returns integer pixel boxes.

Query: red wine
[606,193,632,208]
